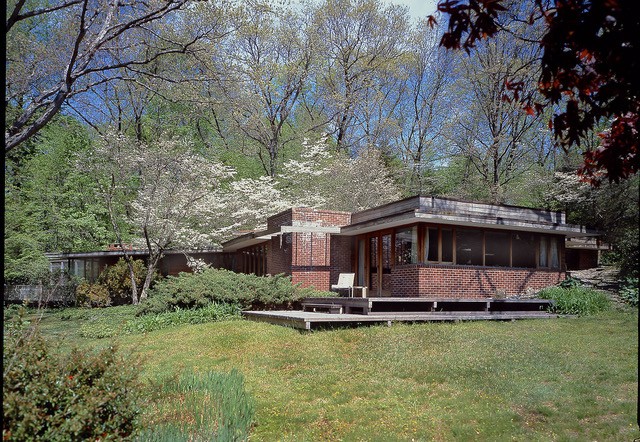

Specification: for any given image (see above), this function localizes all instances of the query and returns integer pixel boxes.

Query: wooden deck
[243,297,559,330]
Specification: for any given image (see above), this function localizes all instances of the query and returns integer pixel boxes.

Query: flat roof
[45,248,223,260]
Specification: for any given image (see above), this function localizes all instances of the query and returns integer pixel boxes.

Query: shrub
[74,304,239,339]
[619,277,638,307]
[3,310,143,441]
[137,369,254,441]
[538,286,611,316]
[123,303,241,335]
[139,268,336,315]
[75,281,111,307]
[98,258,155,305]
[558,276,581,288]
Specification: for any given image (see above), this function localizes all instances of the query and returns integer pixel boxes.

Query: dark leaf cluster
[3,312,143,441]
[433,0,639,185]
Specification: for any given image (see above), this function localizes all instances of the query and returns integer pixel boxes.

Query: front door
[380,233,392,296]
[363,234,393,297]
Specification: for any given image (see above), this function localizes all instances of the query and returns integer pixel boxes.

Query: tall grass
[75,303,240,339]
[538,286,611,315]
[137,369,254,441]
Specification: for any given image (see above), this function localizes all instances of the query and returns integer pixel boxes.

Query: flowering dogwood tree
[280,136,401,211]
[83,131,235,304]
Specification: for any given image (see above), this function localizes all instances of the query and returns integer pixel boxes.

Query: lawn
[31,308,640,441]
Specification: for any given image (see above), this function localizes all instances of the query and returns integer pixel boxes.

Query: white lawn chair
[331,273,355,297]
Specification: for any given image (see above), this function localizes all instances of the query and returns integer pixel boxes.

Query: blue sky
[388,0,439,20]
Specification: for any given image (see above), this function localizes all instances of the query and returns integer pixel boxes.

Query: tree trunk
[139,253,161,302]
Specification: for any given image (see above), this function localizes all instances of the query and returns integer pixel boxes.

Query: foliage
[3,311,143,441]
[619,278,638,307]
[122,303,241,335]
[137,369,254,441]
[98,258,153,305]
[537,286,611,316]
[82,131,236,303]
[4,117,114,284]
[557,276,581,289]
[5,0,194,151]
[76,282,111,308]
[435,0,639,185]
[3,234,50,284]
[139,268,336,315]
[74,304,240,339]
[544,171,638,277]
[279,136,402,211]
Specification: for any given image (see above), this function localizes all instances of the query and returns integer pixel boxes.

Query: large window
[425,227,453,263]
[456,229,483,266]
[426,228,439,261]
[539,236,560,269]
[512,233,536,268]
[442,229,454,262]
[485,231,510,267]
[395,227,417,265]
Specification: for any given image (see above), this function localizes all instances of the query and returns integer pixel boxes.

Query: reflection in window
[539,236,560,268]
[550,238,559,268]
[512,233,536,268]
[382,234,392,272]
[426,228,439,261]
[442,229,453,262]
[395,227,417,265]
[456,229,483,265]
[539,236,548,267]
[485,231,510,267]
[369,236,378,270]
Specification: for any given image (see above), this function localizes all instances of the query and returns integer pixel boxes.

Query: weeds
[76,303,240,338]
[619,277,638,307]
[538,286,611,315]
[137,369,254,441]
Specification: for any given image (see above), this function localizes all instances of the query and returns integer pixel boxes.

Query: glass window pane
[426,228,439,261]
[485,231,510,267]
[442,229,453,262]
[369,237,378,269]
[456,229,483,266]
[382,234,391,272]
[396,227,417,265]
[358,239,365,285]
[539,236,548,267]
[550,237,559,268]
[512,233,536,268]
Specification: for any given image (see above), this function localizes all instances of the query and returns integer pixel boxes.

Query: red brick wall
[267,234,292,276]
[267,209,293,231]
[287,208,352,290]
[391,264,565,298]
[329,235,352,287]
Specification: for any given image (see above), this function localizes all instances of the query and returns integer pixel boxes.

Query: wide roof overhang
[45,248,221,260]
[338,210,599,238]
[221,225,342,252]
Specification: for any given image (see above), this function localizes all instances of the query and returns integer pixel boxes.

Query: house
[221,195,598,298]
[45,196,599,299]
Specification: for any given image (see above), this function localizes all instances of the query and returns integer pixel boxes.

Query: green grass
[26,307,640,441]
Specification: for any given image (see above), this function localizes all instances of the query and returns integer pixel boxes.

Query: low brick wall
[391,264,565,298]
[292,266,331,291]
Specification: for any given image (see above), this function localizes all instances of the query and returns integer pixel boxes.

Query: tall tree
[310,0,409,152]
[433,0,639,184]
[206,1,313,177]
[4,116,113,283]
[444,16,554,203]
[387,19,456,194]
[5,0,203,152]
[81,132,235,304]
